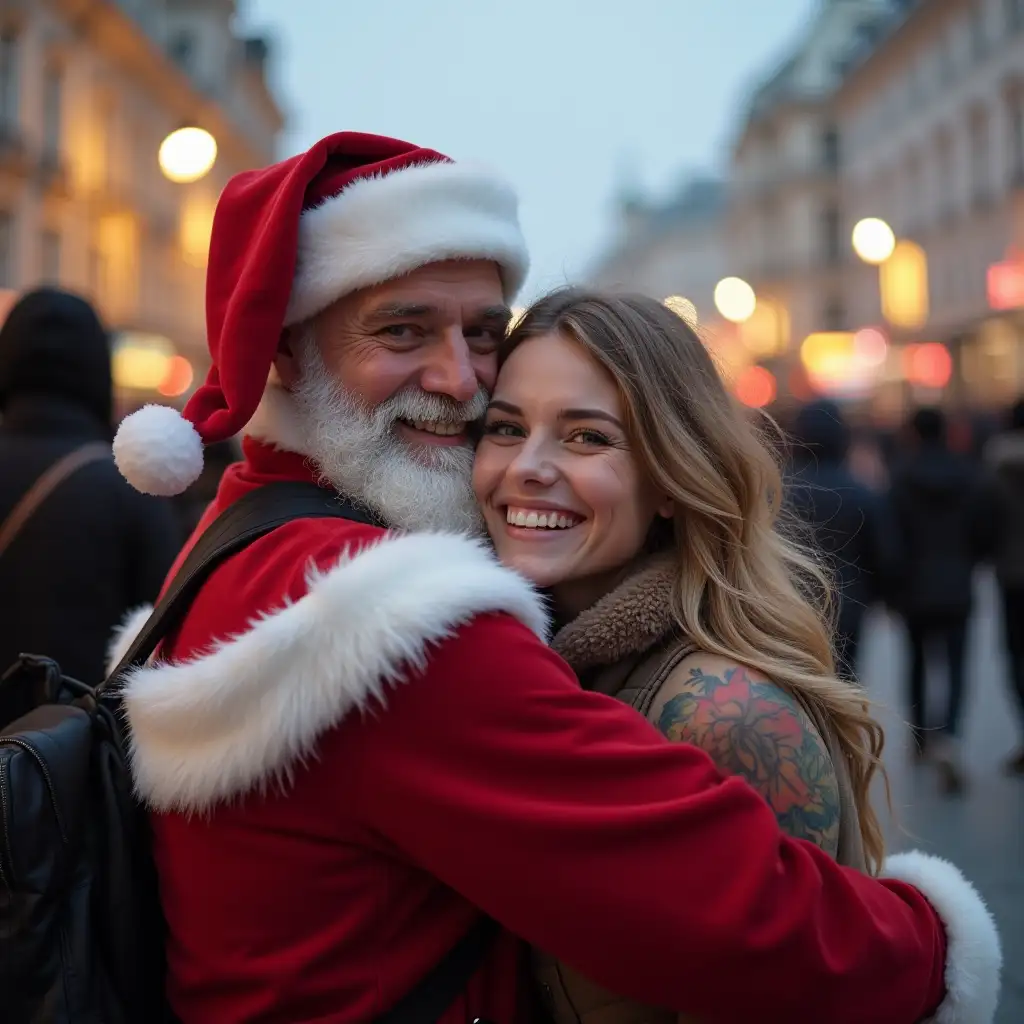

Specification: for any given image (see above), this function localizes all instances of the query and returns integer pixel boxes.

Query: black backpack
[0,481,496,1024]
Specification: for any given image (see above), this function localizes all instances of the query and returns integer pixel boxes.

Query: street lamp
[851,217,896,265]
[159,126,218,184]
[713,277,756,324]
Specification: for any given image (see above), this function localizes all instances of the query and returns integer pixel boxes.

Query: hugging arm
[352,616,1001,1024]
[651,655,841,856]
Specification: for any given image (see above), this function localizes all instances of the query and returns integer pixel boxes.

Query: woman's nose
[506,438,560,487]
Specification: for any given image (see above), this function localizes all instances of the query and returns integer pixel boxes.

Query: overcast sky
[241,0,817,302]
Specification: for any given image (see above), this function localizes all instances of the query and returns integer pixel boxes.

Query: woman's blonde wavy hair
[503,288,888,873]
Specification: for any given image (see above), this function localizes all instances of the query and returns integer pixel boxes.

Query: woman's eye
[569,429,612,446]
[483,420,524,438]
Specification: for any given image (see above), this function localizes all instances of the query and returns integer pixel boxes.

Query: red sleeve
[348,614,947,1024]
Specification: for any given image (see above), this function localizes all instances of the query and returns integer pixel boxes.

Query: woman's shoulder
[648,651,842,855]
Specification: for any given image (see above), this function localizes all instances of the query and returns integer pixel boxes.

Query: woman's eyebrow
[558,408,625,429]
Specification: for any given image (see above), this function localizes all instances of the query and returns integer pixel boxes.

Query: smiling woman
[475,337,672,613]
[473,285,894,1024]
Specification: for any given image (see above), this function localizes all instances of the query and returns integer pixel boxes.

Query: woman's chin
[491,547,564,589]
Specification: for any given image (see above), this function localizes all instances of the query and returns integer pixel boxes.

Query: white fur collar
[111,531,547,814]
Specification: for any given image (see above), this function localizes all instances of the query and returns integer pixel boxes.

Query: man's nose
[420,332,479,403]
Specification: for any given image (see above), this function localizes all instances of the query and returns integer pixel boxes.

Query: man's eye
[465,327,504,347]
[380,324,418,340]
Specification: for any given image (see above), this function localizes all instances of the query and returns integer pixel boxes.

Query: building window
[936,35,954,84]
[87,245,106,304]
[0,32,18,132]
[971,2,988,56]
[0,210,13,289]
[41,230,60,282]
[821,203,842,265]
[822,298,846,332]
[1012,95,1024,181]
[167,31,195,72]
[970,111,990,204]
[821,126,840,172]
[935,133,955,222]
[42,64,63,163]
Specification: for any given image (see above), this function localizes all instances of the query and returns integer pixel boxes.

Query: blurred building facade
[588,176,727,329]
[838,0,1024,416]
[726,0,888,395]
[0,0,282,411]
[588,0,1024,415]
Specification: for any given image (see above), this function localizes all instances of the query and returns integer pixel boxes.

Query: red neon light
[987,261,1024,310]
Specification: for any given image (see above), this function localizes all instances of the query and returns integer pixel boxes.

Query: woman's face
[473,331,670,612]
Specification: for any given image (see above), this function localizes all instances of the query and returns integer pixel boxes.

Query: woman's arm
[648,652,841,856]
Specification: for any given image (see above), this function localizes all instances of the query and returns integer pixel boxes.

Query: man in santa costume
[109,133,1000,1023]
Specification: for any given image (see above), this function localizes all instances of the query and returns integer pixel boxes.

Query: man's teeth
[505,507,579,529]
[403,418,464,436]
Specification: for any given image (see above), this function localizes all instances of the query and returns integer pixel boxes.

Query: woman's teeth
[505,507,579,529]
[401,418,464,436]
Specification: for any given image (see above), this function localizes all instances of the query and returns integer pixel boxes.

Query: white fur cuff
[106,605,155,678]
[884,851,1002,1023]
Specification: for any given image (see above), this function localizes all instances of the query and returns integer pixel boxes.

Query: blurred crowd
[785,395,1024,793]
[2,285,1023,797]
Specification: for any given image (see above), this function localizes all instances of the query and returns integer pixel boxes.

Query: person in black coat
[787,399,900,681]
[0,287,182,686]
[981,398,1024,774]
[888,407,988,793]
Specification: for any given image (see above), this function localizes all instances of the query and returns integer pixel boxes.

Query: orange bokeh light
[158,355,194,397]
[904,343,952,389]
[735,365,777,408]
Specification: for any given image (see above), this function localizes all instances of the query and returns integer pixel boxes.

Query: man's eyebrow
[363,303,436,325]
[474,305,513,324]
[362,304,512,326]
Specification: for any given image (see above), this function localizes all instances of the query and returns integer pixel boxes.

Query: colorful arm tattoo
[656,662,841,855]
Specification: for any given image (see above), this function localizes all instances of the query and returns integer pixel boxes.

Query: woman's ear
[273,327,300,389]
[657,497,674,519]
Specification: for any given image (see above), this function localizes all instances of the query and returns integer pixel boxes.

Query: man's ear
[274,327,301,389]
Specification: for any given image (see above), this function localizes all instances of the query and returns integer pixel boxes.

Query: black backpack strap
[102,482,384,691]
[374,915,499,1024]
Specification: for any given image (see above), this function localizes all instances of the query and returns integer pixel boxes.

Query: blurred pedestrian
[981,397,1024,774]
[888,407,988,793]
[787,399,901,681]
[0,287,181,685]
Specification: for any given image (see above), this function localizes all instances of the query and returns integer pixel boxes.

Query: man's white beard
[290,336,487,535]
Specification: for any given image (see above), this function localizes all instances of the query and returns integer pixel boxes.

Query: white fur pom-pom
[113,404,204,496]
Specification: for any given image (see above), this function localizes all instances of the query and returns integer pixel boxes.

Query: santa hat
[113,132,529,496]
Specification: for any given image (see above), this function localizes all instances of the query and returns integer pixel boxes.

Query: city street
[862,574,1023,1023]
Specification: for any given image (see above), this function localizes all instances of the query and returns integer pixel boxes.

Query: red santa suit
[108,133,1001,1024]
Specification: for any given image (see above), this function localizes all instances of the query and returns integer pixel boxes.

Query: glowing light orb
[714,277,756,324]
[852,218,896,265]
[159,127,218,184]
[734,365,776,408]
